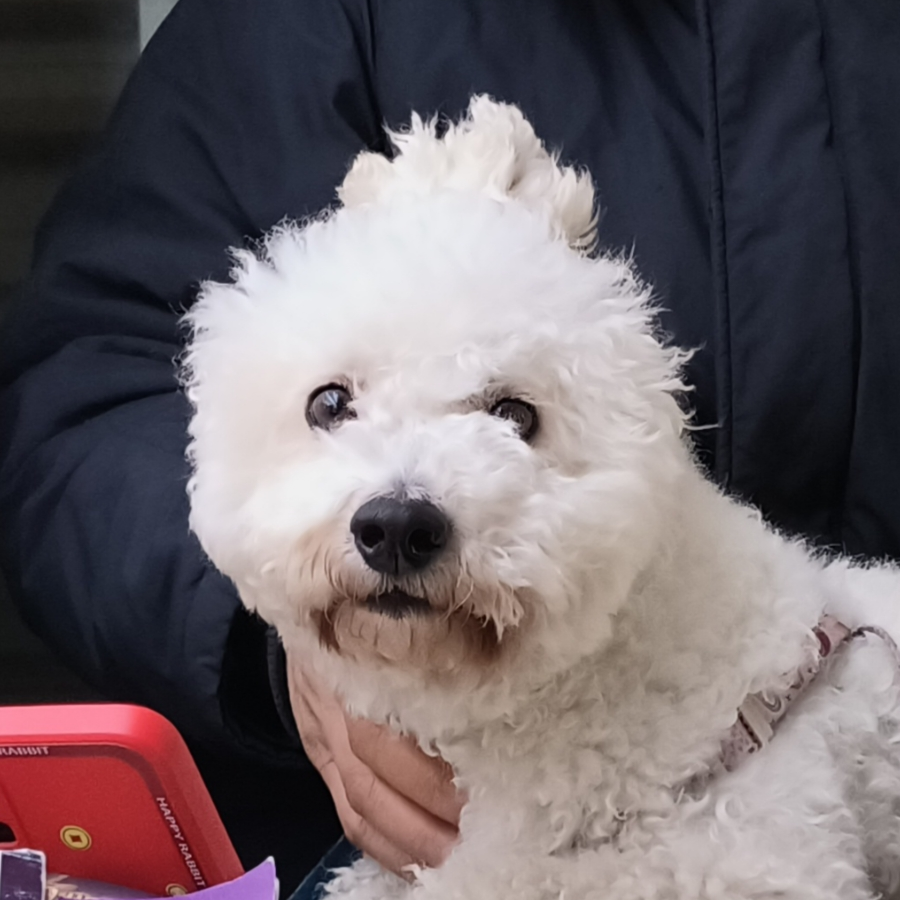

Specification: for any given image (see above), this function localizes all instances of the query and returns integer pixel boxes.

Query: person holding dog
[1,0,898,895]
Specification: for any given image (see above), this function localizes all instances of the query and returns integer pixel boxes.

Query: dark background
[0,0,177,707]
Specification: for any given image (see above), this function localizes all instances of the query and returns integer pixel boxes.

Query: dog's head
[184,97,689,719]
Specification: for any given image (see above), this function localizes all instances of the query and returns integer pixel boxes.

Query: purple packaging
[0,851,276,900]
[0,849,46,900]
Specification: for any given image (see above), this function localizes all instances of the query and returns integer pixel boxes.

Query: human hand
[287,659,465,877]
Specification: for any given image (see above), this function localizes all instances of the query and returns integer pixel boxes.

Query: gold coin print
[59,825,92,851]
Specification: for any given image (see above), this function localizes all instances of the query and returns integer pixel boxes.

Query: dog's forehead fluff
[187,96,672,428]
[240,194,623,406]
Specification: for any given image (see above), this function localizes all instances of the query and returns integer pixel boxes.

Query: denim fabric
[289,839,361,900]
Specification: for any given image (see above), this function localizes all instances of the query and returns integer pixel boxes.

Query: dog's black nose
[350,497,450,576]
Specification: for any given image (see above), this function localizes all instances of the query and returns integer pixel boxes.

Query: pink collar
[721,615,900,771]
[595,616,900,848]
[605,617,900,846]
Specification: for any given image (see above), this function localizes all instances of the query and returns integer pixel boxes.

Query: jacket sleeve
[0,0,385,760]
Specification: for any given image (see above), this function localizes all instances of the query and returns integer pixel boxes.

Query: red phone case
[0,704,243,896]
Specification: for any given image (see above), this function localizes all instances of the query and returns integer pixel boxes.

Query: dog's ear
[338,95,597,251]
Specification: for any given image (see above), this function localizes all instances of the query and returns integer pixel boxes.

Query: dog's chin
[309,588,511,678]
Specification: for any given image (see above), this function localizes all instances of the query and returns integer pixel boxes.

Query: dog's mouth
[364,589,434,620]
[311,584,519,671]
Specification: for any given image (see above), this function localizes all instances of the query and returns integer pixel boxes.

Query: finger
[346,715,465,826]
[317,759,417,879]
[290,681,411,871]
[289,664,343,734]
[290,667,456,869]
[289,674,341,770]
[339,750,458,869]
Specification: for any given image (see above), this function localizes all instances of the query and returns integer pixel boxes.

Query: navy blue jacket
[2,0,899,889]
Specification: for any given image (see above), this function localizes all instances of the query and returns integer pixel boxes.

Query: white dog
[183,96,900,900]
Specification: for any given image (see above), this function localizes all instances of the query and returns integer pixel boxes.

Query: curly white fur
[184,97,900,900]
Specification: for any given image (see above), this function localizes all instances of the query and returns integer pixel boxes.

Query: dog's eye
[306,384,355,430]
[490,398,539,442]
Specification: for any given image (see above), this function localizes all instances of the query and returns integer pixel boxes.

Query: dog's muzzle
[350,496,450,577]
